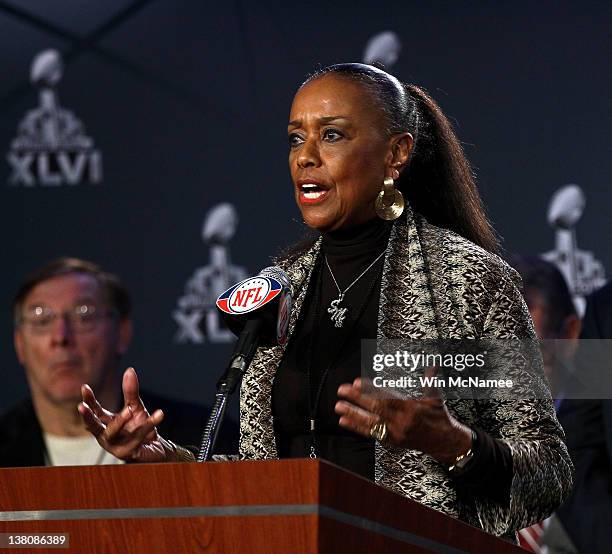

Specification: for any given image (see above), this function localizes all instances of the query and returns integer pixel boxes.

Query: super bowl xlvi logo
[217,277,282,315]
[7,49,102,187]
[542,184,606,316]
[173,204,248,344]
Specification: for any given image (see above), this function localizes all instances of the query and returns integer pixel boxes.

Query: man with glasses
[0,257,237,467]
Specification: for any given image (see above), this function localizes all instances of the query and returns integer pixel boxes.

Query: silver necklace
[325,250,386,328]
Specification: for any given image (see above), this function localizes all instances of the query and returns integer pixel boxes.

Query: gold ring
[369,421,388,442]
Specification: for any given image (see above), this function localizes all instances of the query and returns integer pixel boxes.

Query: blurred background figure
[556,282,612,553]
[0,257,237,467]
[510,255,581,400]
[510,255,580,553]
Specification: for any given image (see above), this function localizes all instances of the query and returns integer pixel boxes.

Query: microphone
[217,265,292,353]
[197,266,292,461]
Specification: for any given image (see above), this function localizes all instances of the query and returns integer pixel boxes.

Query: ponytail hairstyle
[304,63,500,253]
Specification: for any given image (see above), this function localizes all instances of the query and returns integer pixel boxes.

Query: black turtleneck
[272,218,390,479]
[272,218,513,505]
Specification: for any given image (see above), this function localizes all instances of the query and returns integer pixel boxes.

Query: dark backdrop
[1,0,610,418]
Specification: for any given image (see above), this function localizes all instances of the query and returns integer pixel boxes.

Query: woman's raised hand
[335,375,472,466]
[78,367,177,463]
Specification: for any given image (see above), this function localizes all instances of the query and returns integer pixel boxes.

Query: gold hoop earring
[375,177,404,220]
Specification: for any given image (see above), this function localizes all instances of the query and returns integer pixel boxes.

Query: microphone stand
[196,318,263,462]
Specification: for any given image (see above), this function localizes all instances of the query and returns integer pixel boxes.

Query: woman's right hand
[78,367,178,463]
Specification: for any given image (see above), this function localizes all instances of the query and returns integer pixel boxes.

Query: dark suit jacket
[557,282,612,552]
[0,391,238,467]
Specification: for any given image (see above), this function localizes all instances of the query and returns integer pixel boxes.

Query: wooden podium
[0,459,523,553]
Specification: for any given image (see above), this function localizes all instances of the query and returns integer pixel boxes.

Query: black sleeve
[450,426,513,506]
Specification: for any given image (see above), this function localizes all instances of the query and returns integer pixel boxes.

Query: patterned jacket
[239,207,573,538]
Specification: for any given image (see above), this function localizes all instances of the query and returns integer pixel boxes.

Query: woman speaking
[79,63,572,541]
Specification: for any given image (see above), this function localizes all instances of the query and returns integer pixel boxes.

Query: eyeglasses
[17,304,115,335]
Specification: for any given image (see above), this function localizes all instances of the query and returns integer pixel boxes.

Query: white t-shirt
[43,433,124,467]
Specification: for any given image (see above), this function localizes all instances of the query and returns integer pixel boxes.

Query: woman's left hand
[335,376,473,466]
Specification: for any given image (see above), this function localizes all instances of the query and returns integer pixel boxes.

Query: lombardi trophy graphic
[542,184,605,316]
[173,204,248,344]
[7,49,102,186]
[363,31,402,67]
